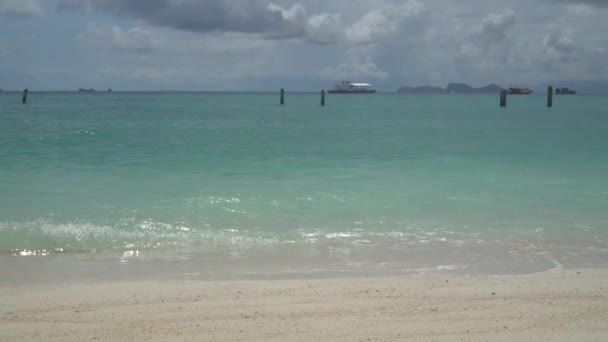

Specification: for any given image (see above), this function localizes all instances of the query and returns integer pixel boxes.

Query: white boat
[328,81,376,94]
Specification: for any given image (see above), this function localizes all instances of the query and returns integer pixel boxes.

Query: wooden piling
[321,90,325,107]
[280,88,285,105]
[547,86,553,108]
[21,88,28,104]
[500,90,507,107]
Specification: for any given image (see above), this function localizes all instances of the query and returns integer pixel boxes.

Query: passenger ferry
[328,81,377,94]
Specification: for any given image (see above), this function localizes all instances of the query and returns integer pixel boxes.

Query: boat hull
[556,88,576,95]
[327,90,377,94]
[507,88,533,95]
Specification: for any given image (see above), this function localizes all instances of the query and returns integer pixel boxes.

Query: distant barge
[555,87,576,95]
[507,87,533,95]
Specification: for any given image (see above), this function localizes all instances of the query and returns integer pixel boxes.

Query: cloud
[78,22,283,56]
[59,0,315,38]
[185,33,280,54]
[306,13,344,44]
[346,9,396,44]
[0,0,44,19]
[59,0,368,44]
[78,24,166,52]
[539,25,608,75]
[321,58,389,81]
[60,0,427,45]
[542,28,577,64]
[316,0,425,85]
[4,0,608,90]
[477,9,516,46]
[560,0,608,7]
[453,8,517,72]
[0,34,37,57]
[93,45,296,87]
[346,0,424,44]
[565,3,594,15]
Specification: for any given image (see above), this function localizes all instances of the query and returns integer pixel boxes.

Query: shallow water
[1,92,607,282]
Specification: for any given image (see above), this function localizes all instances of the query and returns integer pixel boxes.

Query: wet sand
[1,269,607,341]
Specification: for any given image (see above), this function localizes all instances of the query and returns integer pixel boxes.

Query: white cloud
[267,3,308,23]
[306,13,344,43]
[346,10,395,44]
[346,0,424,44]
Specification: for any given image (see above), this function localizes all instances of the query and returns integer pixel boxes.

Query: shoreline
[1,269,607,341]
[2,238,607,287]
[0,246,608,287]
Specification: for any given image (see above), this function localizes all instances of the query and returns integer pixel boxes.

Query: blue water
[1,92,607,275]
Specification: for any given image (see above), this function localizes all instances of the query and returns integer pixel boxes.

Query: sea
[1,91,607,284]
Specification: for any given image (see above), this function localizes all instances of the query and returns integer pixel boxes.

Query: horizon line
[2,90,608,94]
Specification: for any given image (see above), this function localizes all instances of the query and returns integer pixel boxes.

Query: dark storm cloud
[58,0,308,36]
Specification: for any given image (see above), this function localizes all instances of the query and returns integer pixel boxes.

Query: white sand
[1,269,607,341]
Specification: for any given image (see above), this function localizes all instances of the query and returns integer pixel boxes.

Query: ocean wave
[0,218,484,255]
[0,219,281,254]
[2,218,605,260]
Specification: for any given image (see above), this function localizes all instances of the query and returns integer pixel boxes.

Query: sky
[0,0,607,91]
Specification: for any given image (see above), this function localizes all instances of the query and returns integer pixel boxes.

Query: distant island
[398,83,504,94]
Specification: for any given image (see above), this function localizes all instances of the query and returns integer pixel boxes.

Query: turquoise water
[1,92,607,275]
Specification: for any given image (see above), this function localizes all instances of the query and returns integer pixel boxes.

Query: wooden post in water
[321,89,325,107]
[280,88,285,105]
[21,88,28,104]
[500,90,507,107]
[547,86,553,108]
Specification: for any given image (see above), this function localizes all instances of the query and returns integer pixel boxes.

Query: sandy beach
[1,269,607,341]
